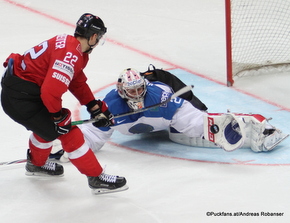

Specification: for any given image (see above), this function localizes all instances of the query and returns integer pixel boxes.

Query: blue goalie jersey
[102,82,184,134]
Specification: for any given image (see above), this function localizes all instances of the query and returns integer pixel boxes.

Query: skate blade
[91,185,129,195]
[266,134,289,151]
[25,171,64,177]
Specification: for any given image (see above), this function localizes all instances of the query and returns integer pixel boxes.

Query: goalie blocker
[170,113,289,152]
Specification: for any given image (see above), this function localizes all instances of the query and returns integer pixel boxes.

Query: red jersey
[5,34,95,113]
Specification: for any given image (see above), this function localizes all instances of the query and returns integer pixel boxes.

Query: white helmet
[117,68,147,110]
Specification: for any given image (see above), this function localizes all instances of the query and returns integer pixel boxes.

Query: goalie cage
[225,0,290,86]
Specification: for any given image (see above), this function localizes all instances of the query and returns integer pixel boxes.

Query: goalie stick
[72,85,194,126]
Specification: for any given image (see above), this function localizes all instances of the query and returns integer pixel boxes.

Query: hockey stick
[0,159,27,166]
[0,152,65,167]
[72,85,194,126]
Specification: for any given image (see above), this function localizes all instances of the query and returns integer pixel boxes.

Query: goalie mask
[117,68,147,110]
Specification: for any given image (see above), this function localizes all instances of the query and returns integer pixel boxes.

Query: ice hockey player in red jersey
[1,13,128,194]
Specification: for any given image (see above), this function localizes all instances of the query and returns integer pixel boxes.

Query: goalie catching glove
[87,100,114,127]
[203,113,246,151]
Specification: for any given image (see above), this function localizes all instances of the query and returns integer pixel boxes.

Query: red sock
[29,133,52,166]
[69,149,103,176]
[59,126,103,176]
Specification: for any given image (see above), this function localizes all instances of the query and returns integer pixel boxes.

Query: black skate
[25,150,64,176]
[88,173,128,194]
[48,149,64,160]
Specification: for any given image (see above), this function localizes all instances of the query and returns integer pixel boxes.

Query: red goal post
[225,0,290,86]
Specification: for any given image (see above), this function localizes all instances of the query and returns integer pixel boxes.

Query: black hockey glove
[88,100,114,127]
[53,108,72,135]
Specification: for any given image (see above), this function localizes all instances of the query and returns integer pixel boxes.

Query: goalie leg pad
[169,127,217,147]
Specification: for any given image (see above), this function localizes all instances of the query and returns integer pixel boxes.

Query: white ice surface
[0,0,290,222]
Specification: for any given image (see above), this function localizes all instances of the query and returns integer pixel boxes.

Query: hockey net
[225,0,290,86]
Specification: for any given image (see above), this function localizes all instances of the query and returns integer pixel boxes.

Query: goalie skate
[247,114,289,152]
[253,128,289,152]
[265,130,289,151]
